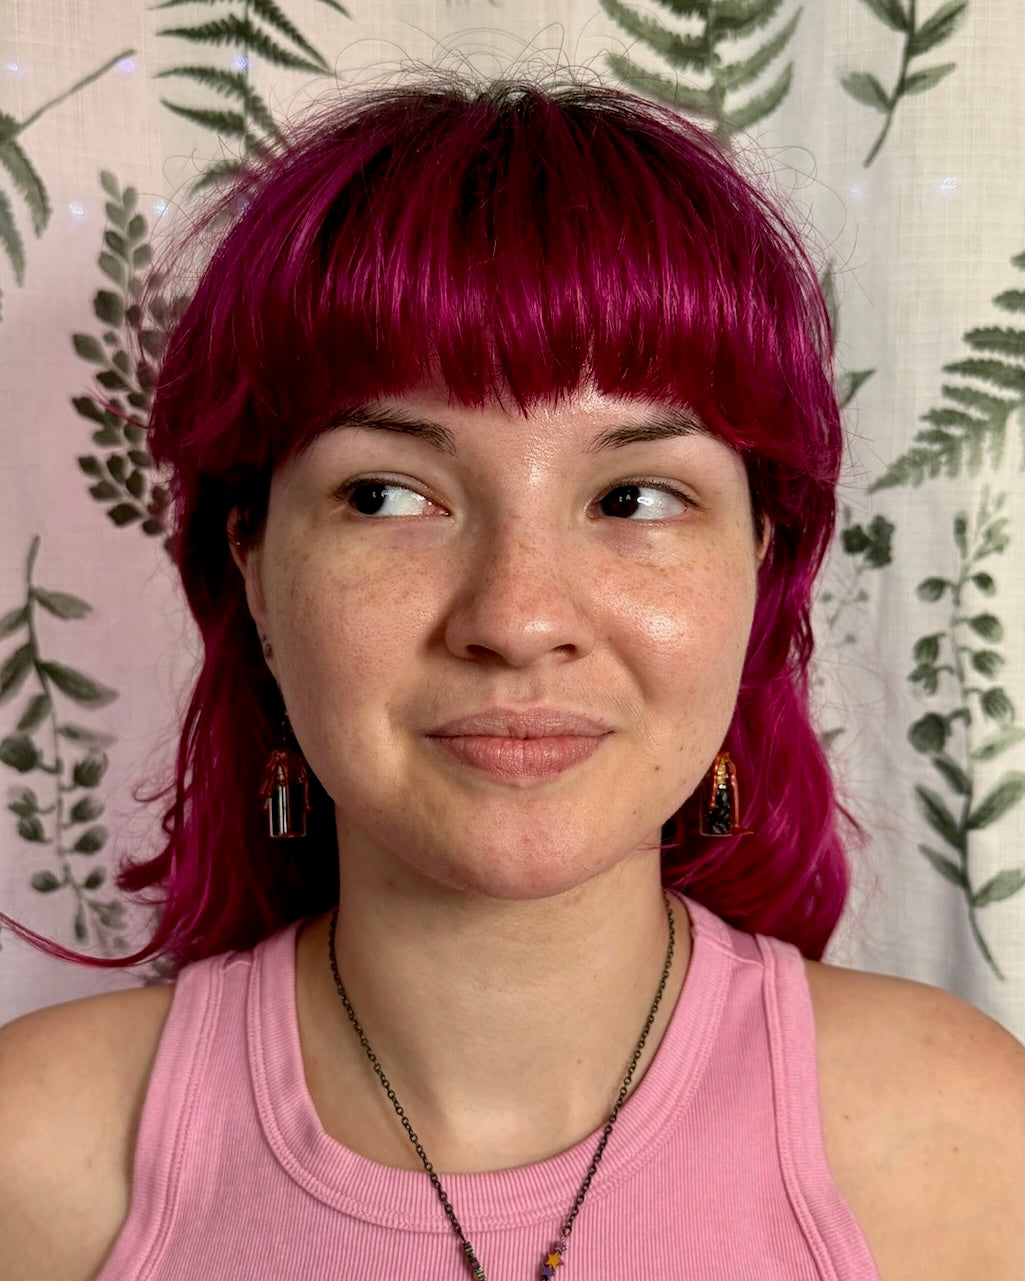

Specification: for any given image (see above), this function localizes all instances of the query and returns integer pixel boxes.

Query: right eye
[342,481,444,518]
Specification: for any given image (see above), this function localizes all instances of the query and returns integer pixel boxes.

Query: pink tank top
[96,898,881,1280]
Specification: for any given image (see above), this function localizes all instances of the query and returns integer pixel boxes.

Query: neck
[295,854,690,1174]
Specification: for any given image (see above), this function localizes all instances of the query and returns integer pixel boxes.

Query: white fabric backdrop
[1,0,1022,1034]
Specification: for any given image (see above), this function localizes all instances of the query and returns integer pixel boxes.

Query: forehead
[308,387,712,457]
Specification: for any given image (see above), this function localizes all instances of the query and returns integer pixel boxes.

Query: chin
[408,827,656,904]
[334,785,671,903]
[443,864,600,903]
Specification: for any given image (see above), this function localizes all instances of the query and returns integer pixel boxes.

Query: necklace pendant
[540,1244,565,1278]
[463,1242,487,1281]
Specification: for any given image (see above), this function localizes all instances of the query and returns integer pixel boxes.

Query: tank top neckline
[246,894,739,1231]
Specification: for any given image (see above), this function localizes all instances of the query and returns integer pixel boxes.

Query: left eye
[345,481,440,517]
[597,484,689,520]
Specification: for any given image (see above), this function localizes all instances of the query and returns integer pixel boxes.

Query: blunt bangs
[161,81,838,515]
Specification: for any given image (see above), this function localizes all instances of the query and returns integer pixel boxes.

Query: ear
[227,508,274,668]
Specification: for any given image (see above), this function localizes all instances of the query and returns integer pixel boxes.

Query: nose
[443,521,596,668]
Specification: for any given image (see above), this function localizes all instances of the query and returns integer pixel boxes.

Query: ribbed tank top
[96,897,881,1280]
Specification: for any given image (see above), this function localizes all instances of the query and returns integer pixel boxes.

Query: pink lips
[426,709,612,783]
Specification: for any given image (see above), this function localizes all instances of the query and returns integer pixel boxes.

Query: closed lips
[427,710,612,738]
[424,711,612,782]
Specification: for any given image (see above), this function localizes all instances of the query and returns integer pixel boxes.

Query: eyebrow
[586,408,707,453]
[326,404,706,455]
[328,405,457,454]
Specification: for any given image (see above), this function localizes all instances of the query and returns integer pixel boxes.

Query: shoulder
[0,983,175,1281]
[0,982,175,1135]
[805,961,1023,1281]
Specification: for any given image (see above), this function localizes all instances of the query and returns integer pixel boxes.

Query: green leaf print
[156,67,278,135]
[0,50,132,321]
[918,844,967,888]
[858,0,910,31]
[972,868,1025,908]
[905,492,1024,979]
[915,784,963,851]
[72,173,185,547]
[967,775,1025,831]
[0,538,126,952]
[821,263,877,410]
[872,253,1025,491]
[900,62,955,93]
[601,0,800,138]
[156,0,349,191]
[840,71,891,112]
[32,589,91,621]
[815,507,892,748]
[842,0,967,166]
[37,662,117,709]
[970,727,1025,763]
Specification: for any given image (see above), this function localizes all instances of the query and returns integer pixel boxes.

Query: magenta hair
[5,78,850,968]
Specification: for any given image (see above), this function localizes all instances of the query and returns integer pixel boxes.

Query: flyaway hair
[4,77,849,967]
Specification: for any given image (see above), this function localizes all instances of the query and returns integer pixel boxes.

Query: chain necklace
[327,892,676,1281]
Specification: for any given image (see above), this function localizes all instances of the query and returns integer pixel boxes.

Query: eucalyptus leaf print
[872,252,1025,491]
[155,0,349,192]
[813,265,881,749]
[601,0,800,137]
[828,507,895,642]
[841,0,968,166]
[0,49,132,321]
[72,172,187,546]
[907,491,1023,979]
[816,507,894,748]
[0,539,126,953]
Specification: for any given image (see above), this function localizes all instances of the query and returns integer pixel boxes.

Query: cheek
[277,568,384,670]
[262,541,443,748]
[606,545,758,789]
[612,544,757,670]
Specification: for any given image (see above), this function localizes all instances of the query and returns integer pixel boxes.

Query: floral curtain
[2,0,1022,1036]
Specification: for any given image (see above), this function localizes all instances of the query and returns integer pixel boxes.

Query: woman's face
[237,387,768,900]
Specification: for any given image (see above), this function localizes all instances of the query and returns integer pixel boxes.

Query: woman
[0,78,1020,1281]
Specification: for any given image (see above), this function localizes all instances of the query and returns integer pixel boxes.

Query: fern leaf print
[155,0,349,191]
[601,0,800,137]
[872,252,1025,491]
[842,0,968,166]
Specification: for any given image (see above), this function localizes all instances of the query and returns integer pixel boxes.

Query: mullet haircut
[11,77,850,968]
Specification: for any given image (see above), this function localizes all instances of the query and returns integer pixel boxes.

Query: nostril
[459,639,582,666]
[464,644,500,661]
